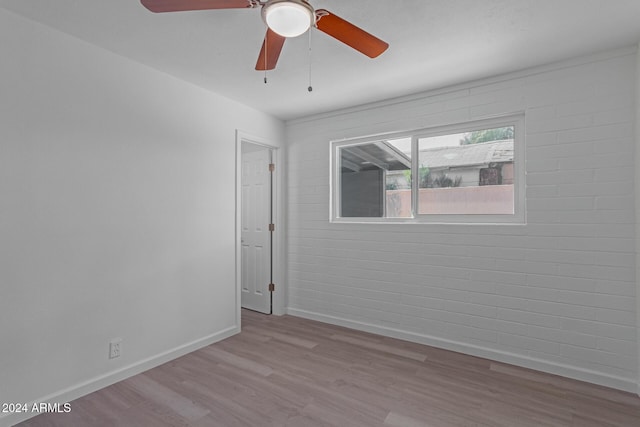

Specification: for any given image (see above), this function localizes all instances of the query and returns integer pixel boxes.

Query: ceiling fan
[140,0,389,71]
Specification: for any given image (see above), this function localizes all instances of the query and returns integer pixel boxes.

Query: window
[338,137,412,218]
[331,115,524,223]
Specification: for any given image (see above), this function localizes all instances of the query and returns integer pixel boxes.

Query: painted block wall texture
[285,49,637,391]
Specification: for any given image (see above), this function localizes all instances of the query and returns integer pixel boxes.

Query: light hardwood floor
[19,310,640,426]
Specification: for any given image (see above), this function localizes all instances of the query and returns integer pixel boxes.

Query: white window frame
[330,114,526,224]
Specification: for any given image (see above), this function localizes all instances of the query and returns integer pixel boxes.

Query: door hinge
[268,283,275,292]
[269,163,275,172]
[269,223,275,232]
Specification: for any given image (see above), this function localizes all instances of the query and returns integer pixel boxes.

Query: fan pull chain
[307,29,313,92]
[264,31,268,84]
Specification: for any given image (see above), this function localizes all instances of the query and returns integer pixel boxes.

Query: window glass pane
[339,138,412,218]
[417,126,514,215]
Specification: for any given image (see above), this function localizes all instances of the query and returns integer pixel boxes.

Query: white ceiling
[2,0,640,120]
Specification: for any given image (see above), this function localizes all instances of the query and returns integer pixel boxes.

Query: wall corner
[635,43,640,397]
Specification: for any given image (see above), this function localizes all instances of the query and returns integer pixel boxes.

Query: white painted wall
[0,8,283,425]
[286,48,638,392]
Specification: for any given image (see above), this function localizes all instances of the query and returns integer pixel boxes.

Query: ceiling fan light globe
[263,1,314,38]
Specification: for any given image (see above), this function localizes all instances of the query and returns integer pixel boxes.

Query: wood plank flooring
[18,310,640,426]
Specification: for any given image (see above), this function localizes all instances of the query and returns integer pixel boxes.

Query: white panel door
[241,146,271,313]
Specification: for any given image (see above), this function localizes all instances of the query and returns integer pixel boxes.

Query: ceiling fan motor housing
[261,0,315,38]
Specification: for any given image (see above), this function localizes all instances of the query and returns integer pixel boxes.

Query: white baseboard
[286,308,637,395]
[2,325,239,427]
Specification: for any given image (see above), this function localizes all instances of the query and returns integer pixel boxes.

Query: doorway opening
[239,141,275,315]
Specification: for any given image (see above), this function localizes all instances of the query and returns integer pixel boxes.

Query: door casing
[235,131,284,327]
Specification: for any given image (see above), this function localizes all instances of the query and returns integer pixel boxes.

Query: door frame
[235,130,284,327]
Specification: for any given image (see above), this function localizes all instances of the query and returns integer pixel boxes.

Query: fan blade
[315,9,389,58]
[140,0,256,13]
[255,29,286,71]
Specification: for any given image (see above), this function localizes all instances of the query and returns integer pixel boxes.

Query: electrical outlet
[109,338,122,359]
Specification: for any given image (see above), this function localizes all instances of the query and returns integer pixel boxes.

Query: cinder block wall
[285,47,638,392]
